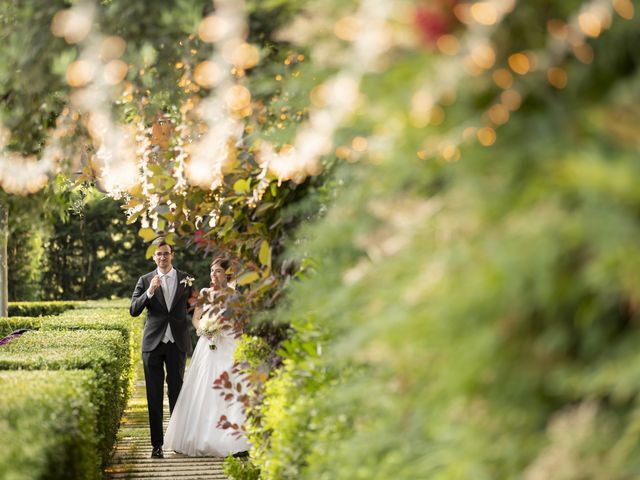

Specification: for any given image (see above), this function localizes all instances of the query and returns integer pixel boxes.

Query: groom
[130,239,194,458]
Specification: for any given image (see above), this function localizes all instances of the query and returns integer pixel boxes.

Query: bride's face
[210,264,227,289]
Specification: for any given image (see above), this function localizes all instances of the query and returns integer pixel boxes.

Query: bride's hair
[210,257,235,289]
[211,257,230,271]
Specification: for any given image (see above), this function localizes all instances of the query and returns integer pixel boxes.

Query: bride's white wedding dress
[164,315,249,456]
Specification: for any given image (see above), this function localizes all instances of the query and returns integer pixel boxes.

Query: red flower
[414,1,458,47]
[194,229,206,245]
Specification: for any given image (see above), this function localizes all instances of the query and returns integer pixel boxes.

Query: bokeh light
[229,42,260,70]
[103,59,129,85]
[470,2,498,25]
[578,12,602,38]
[613,0,635,20]
[547,67,568,89]
[436,35,460,56]
[508,53,531,75]
[199,15,229,43]
[100,36,127,60]
[477,126,496,146]
[334,16,359,41]
[492,68,513,89]
[470,43,496,70]
[194,61,221,88]
[66,60,96,87]
[50,6,93,44]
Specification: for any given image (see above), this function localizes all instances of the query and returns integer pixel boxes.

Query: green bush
[237,2,640,479]
[52,307,143,398]
[0,305,140,413]
[224,456,261,480]
[7,215,48,302]
[79,298,131,309]
[7,301,79,317]
[1,305,138,351]
[0,329,130,464]
[54,307,141,350]
[0,370,100,480]
[235,335,271,369]
[0,316,44,338]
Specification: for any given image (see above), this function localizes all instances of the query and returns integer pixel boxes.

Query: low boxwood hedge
[7,301,79,317]
[50,308,142,401]
[80,298,130,309]
[54,307,140,347]
[0,329,129,465]
[0,307,141,412]
[0,370,100,480]
[0,307,139,352]
[0,316,45,338]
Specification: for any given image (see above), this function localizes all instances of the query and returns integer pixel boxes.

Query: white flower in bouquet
[196,308,225,350]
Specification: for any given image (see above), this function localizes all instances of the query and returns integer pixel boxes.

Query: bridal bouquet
[196,309,225,350]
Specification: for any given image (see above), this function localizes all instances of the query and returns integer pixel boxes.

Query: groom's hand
[149,275,162,295]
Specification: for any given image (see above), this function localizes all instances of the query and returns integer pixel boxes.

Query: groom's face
[153,245,174,270]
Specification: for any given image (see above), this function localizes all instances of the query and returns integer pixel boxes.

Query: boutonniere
[180,276,195,287]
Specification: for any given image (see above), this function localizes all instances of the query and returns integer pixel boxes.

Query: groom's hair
[153,237,174,252]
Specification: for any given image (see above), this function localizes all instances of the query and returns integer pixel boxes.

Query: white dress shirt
[146,268,177,343]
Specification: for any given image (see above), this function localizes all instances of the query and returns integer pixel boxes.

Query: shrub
[7,301,79,317]
[0,370,100,480]
[224,456,261,480]
[0,329,130,464]
[53,307,141,351]
[51,307,142,399]
[234,335,271,369]
[0,305,140,414]
[0,316,44,338]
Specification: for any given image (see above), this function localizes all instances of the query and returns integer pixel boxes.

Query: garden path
[104,362,228,480]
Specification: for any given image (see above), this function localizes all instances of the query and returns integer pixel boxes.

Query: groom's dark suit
[130,268,194,450]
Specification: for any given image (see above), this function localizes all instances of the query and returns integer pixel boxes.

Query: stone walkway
[104,365,228,480]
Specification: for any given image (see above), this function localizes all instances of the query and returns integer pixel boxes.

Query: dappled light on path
[105,363,228,480]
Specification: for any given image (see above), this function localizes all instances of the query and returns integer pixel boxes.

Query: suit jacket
[130,269,194,354]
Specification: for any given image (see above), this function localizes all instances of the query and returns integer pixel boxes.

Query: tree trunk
[0,203,8,317]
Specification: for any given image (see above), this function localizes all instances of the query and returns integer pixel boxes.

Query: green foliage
[54,307,144,377]
[7,301,78,317]
[43,189,150,300]
[0,370,100,480]
[3,180,78,302]
[0,328,130,464]
[0,0,69,153]
[7,216,47,301]
[224,455,261,480]
[234,335,271,369]
[239,2,640,480]
[0,316,44,337]
[54,306,139,339]
[0,302,138,473]
[40,186,212,300]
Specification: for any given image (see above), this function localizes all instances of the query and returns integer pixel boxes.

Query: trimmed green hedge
[55,307,139,346]
[0,307,140,417]
[0,370,100,480]
[0,307,139,351]
[52,308,142,401]
[79,298,130,309]
[0,316,45,338]
[7,301,79,317]
[0,329,129,464]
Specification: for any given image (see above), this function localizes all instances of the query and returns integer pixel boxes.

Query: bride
[164,257,250,457]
